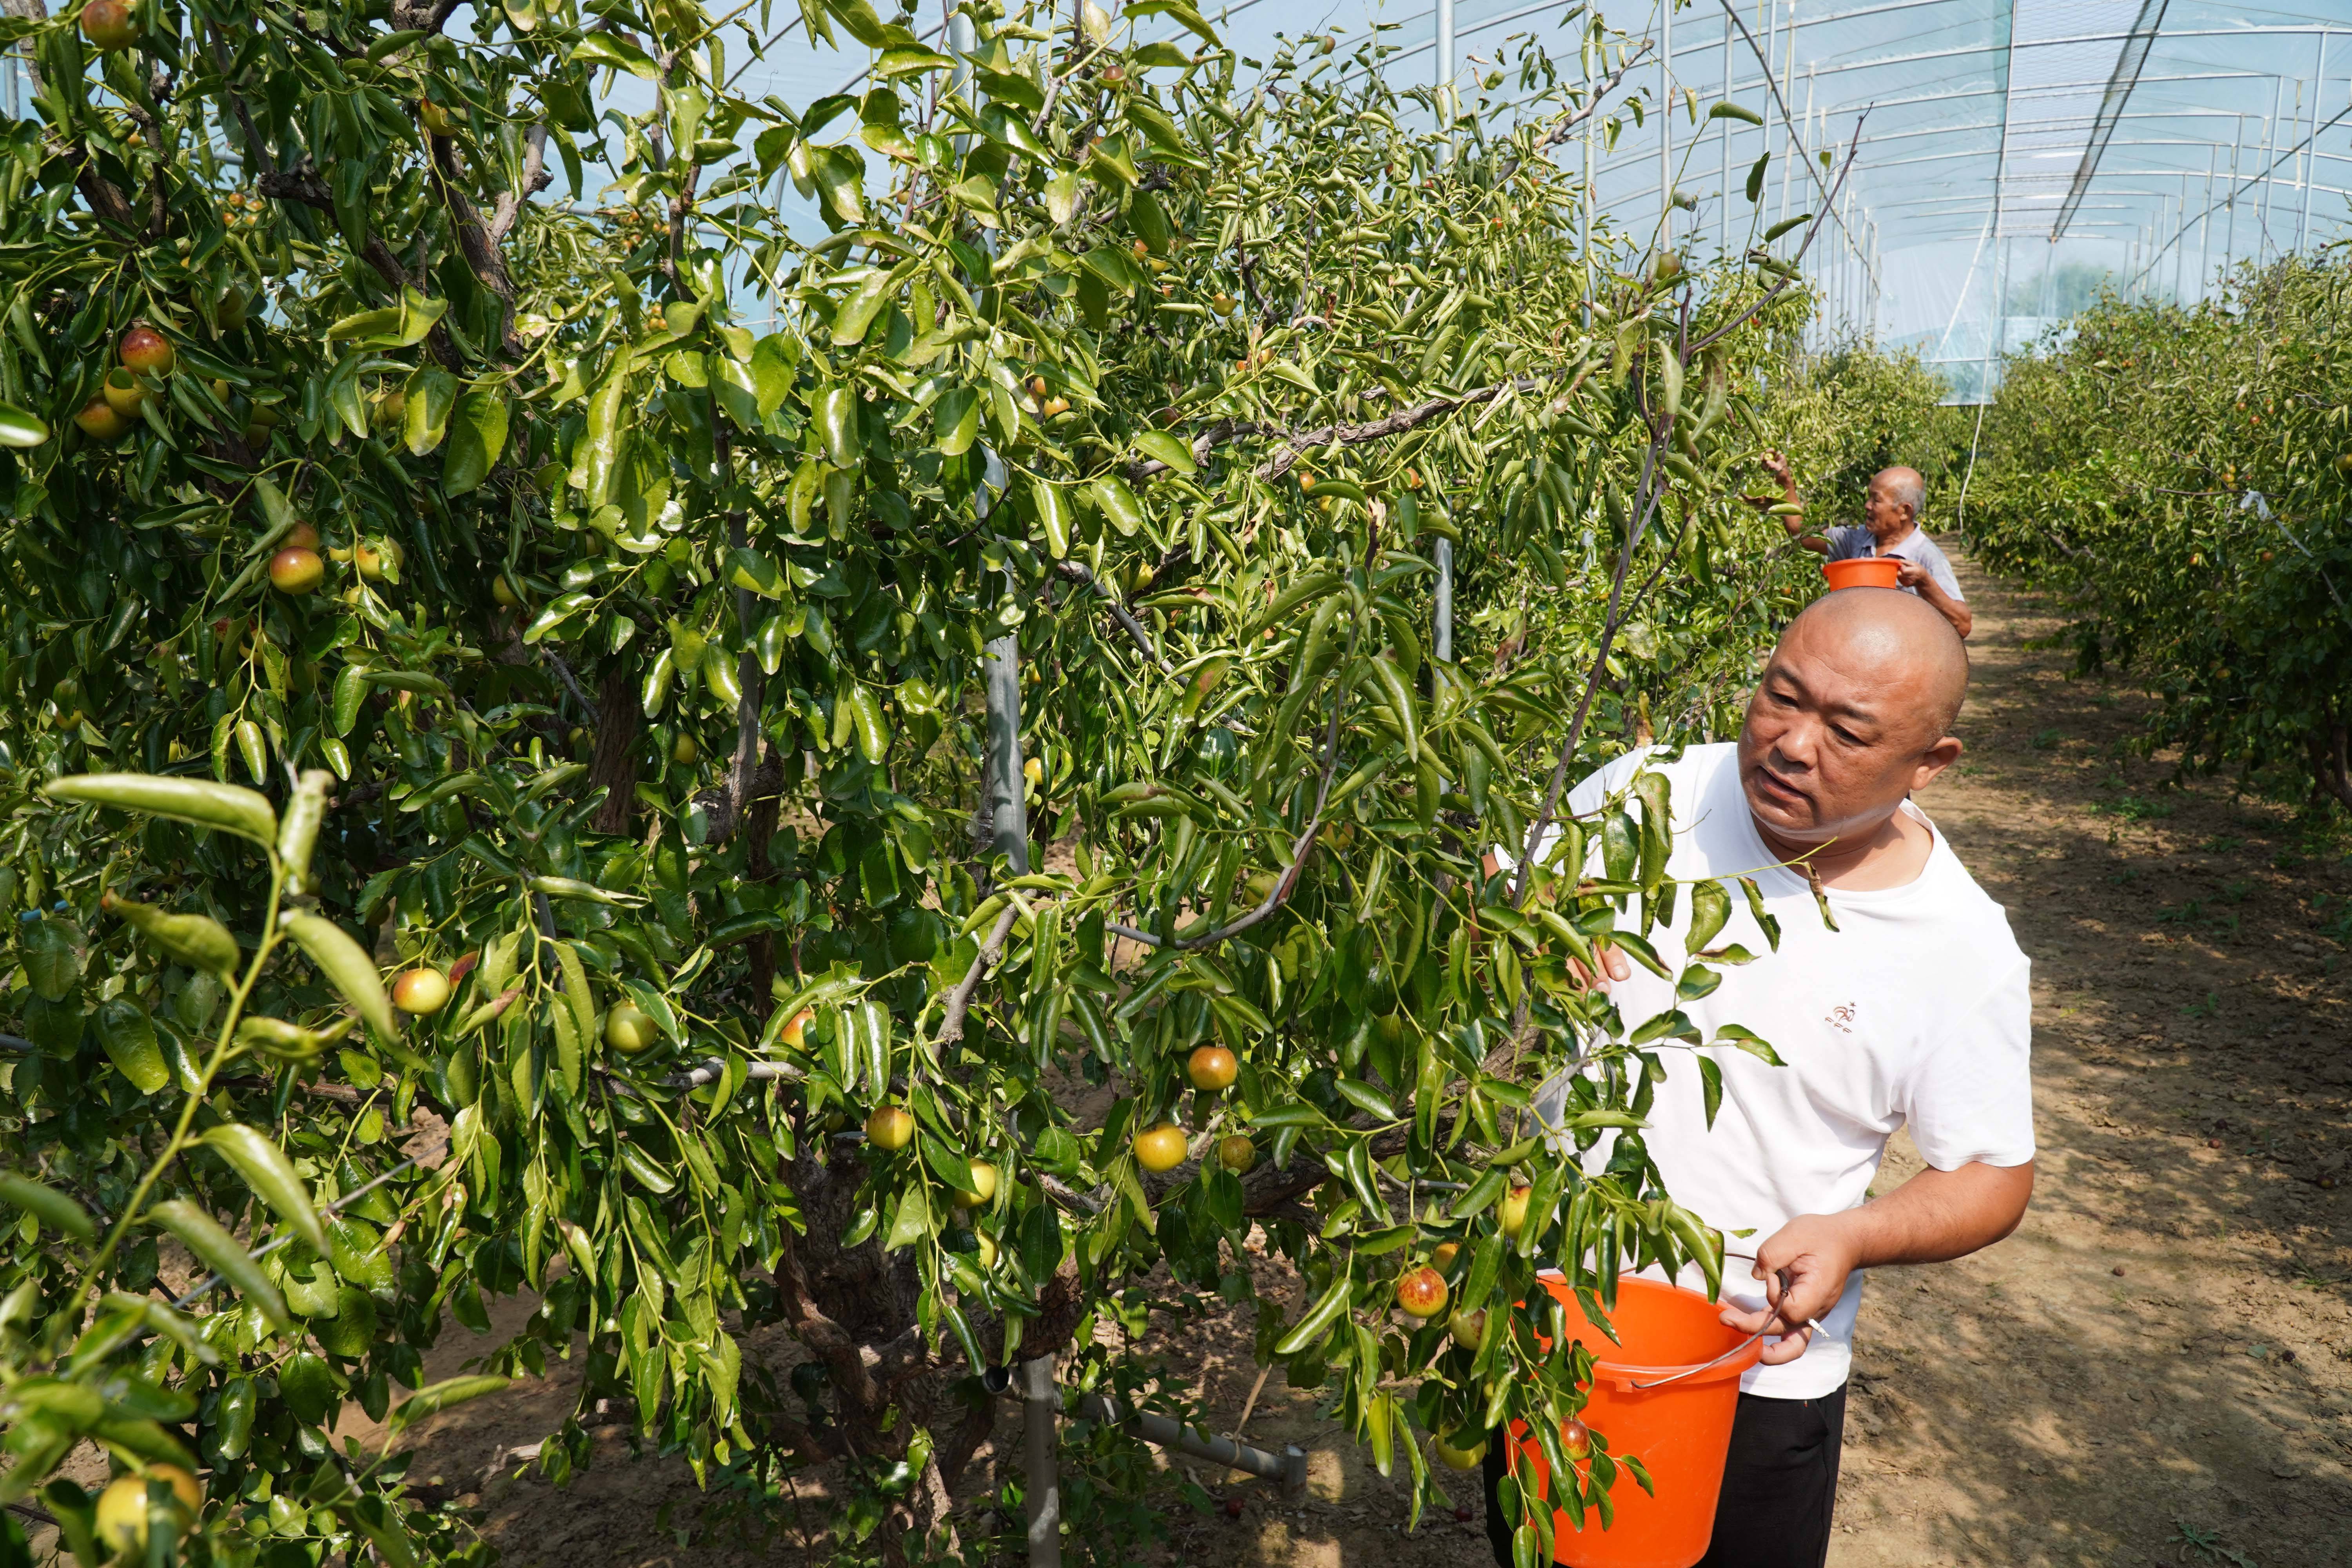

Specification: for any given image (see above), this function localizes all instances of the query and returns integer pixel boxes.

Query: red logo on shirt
[1824,1003,1856,1034]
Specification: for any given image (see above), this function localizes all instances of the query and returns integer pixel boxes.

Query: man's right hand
[1759,449,1793,486]
[1568,942,1632,991]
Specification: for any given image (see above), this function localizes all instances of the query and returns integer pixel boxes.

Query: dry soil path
[388,558,2352,1568]
[1820,555,2352,1568]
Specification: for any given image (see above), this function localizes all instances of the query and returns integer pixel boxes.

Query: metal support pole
[2256,91,2279,258]
[1021,1357,1061,1568]
[1659,0,1673,250]
[2301,34,2328,253]
[1581,120,1592,320]
[2226,114,2245,277]
[1434,0,1455,662]
[1076,1391,1310,1499]
[1435,0,1454,131]
[2199,143,2216,296]
[1776,0,1798,229]
[983,596,1027,872]
[1762,0,1779,229]
[1720,8,1732,258]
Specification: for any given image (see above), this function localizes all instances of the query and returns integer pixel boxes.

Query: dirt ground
[377,557,2352,1568]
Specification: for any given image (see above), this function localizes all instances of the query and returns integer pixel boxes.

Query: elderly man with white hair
[1754,452,1973,639]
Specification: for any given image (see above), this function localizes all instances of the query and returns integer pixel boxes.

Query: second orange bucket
[1507,1276,1762,1568]
[1821,556,1901,590]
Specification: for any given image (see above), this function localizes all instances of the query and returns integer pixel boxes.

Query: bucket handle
[1622,1265,1816,1392]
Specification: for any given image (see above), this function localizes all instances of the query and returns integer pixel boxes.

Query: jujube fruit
[1216,1133,1256,1172]
[118,325,174,375]
[1186,1044,1237,1091]
[268,548,324,595]
[79,0,139,51]
[1132,1123,1189,1172]
[102,368,147,416]
[94,1467,202,1552]
[390,968,450,1015]
[1498,1183,1533,1237]
[1395,1265,1448,1318]
[604,1001,657,1054]
[953,1160,998,1209]
[1432,1433,1487,1470]
[73,401,132,441]
[865,1105,915,1151]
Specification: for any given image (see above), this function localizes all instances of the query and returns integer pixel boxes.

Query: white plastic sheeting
[334,1,2352,399]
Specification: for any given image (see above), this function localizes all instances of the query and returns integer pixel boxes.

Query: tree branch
[937,904,1020,1049]
[488,123,550,243]
[388,0,465,32]
[427,131,530,358]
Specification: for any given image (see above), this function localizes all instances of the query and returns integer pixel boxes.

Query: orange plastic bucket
[1507,1276,1762,1568]
[1821,556,1900,590]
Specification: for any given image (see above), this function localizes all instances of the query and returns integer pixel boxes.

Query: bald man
[1756,451,1973,638]
[1485,590,2033,1568]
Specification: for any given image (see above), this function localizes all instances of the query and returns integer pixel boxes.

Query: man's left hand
[1719,1212,1860,1366]
[1891,559,1929,590]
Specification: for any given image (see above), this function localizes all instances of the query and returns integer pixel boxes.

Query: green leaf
[831,271,895,345]
[45,773,275,846]
[1126,0,1217,47]
[0,401,51,448]
[875,45,954,78]
[199,1124,326,1254]
[1708,102,1763,125]
[918,1133,975,1198]
[442,386,510,494]
[149,1199,289,1328]
[94,998,169,1095]
[1764,214,1813,243]
[572,32,659,78]
[726,546,786,598]
[19,917,78,1000]
[0,1172,94,1240]
[884,1182,931,1250]
[823,0,893,47]
[283,914,398,1042]
[1133,430,1195,475]
[1685,879,1731,953]
[1710,1024,1784,1066]
[388,1374,509,1434]
[404,367,457,456]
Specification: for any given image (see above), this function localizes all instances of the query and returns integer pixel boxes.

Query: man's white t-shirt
[1537,742,2034,1399]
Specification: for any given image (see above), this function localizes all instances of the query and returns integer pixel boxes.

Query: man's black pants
[1483,1385,1847,1568]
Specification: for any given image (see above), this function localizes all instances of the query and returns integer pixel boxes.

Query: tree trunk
[2308,715,2352,813]
[590,661,640,836]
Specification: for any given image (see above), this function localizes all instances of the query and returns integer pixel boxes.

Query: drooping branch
[1055,559,1167,668]
[1108,624,1357,953]
[7,0,136,230]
